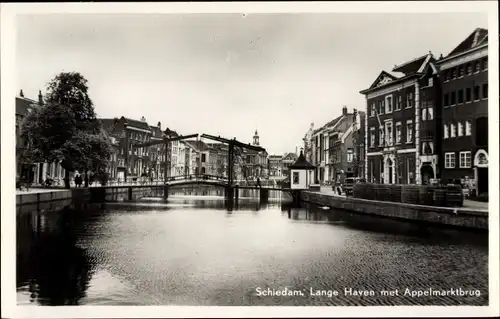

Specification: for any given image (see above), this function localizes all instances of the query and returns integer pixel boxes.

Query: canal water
[16,192,488,306]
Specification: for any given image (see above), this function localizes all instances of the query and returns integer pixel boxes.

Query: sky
[16,12,488,155]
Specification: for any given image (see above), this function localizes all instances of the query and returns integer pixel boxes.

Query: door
[117,171,125,182]
[477,168,488,195]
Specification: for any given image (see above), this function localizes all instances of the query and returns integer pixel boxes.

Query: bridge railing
[88,175,287,189]
[89,174,230,187]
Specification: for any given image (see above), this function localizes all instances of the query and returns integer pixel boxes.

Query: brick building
[360,52,436,184]
[436,28,489,194]
[328,107,360,184]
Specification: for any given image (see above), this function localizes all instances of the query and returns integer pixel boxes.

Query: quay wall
[16,186,165,211]
[301,191,488,230]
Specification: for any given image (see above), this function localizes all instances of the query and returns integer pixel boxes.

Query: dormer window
[428,77,433,87]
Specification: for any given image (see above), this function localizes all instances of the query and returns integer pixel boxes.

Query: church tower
[252,129,260,146]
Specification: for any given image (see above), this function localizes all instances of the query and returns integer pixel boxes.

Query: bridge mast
[200,134,266,187]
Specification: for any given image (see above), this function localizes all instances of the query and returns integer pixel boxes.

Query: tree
[20,72,114,188]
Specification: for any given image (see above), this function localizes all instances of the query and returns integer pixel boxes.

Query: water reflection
[17,195,488,306]
[17,207,95,305]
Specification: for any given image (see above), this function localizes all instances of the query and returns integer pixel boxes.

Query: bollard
[128,187,133,201]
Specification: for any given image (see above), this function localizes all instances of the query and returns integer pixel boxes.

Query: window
[444,93,449,107]
[396,122,402,144]
[422,108,427,121]
[427,107,434,120]
[458,122,464,137]
[386,95,393,113]
[458,89,464,104]
[407,92,414,108]
[459,151,471,168]
[201,153,206,162]
[482,83,488,99]
[292,172,299,184]
[379,100,385,115]
[451,68,457,79]
[475,61,480,73]
[379,127,384,146]
[450,123,456,138]
[444,70,449,82]
[428,77,434,87]
[482,58,488,70]
[444,124,449,139]
[385,121,393,146]
[371,103,376,116]
[466,87,472,102]
[445,152,456,169]
[466,63,472,75]
[406,120,413,143]
[474,85,480,100]
[422,141,433,155]
[450,91,456,105]
[458,65,464,77]
[370,127,375,147]
[347,149,354,162]
[396,95,402,110]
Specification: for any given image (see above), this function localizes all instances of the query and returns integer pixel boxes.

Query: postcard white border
[1,1,499,318]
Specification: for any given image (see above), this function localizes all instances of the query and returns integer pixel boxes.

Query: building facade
[302,122,315,163]
[352,110,366,179]
[436,28,488,194]
[328,107,359,184]
[360,52,436,185]
[16,90,68,185]
[281,152,298,178]
[268,155,283,178]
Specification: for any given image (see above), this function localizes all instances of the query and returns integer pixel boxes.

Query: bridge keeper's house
[290,151,316,190]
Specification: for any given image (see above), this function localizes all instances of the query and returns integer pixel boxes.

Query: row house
[302,122,315,163]
[99,118,123,180]
[352,110,366,179]
[15,90,67,184]
[436,28,488,195]
[328,107,358,184]
[281,152,298,178]
[101,116,156,181]
[149,122,167,179]
[268,155,284,178]
[360,52,437,185]
[207,143,229,177]
[308,107,353,183]
[329,108,365,184]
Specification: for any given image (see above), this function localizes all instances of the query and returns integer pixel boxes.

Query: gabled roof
[184,140,208,152]
[392,53,432,75]
[283,152,298,161]
[150,125,164,139]
[447,28,488,58]
[164,127,179,137]
[366,71,399,91]
[98,118,120,137]
[122,117,151,131]
[16,96,39,116]
[289,151,315,169]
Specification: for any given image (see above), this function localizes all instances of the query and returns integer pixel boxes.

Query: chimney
[342,106,347,115]
[295,146,298,155]
[141,116,146,122]
[38,90,43,105]
[19,89,24,97]
[157,121,161,129]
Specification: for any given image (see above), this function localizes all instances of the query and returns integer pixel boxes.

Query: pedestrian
[75,174,82,187]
